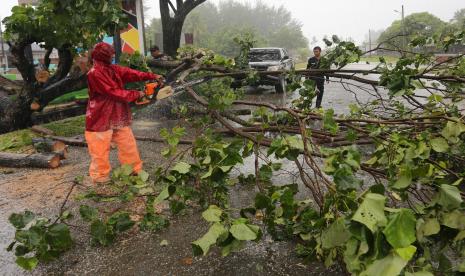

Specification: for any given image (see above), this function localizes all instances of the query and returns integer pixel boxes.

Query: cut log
[50,136,87,147]
[0,152,61,168]
[31,125,56,136]
[32,137,68,159]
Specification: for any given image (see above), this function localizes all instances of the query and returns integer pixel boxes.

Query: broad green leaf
[154,186,170,204]
[201,166,214,179]
[108,212,134,232]
[221,239,245,256]
[79,205,98,222]
[46,223,73,251]
[352,193,387,233]
[172,162,191,174]
[344,238,369,273]
[9,211,35,229]
[441,210,465,229]
[16,256,39,271]
[391,168,412,190]
[192,223,228,256]
[321,218,351,249]
[230,223,259,241]
[395,245,417,261]
[437,184,463,210]
[202,205,223,222]
[333,168,363,191]
[360,253,408,276]
[430,137,449,153]
[90,220,114,246]
[383,209,416,248]
[138,170,149,182]
[254,193,272,210]
[416,218,440,240]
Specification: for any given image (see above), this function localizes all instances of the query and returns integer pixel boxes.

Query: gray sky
[2,0,464,44]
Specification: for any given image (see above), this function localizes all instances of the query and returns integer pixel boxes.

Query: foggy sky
[2,0,464,45]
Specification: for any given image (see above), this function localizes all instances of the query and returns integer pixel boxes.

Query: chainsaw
[136,77,211,105]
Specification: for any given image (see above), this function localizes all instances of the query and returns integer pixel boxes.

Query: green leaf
[16,256,39,271]
[229,223,259,241]
[138,170,149,182]
[192,223,228,256]
[154,186,170,204]
[395,245,417,261]
[9,211,35,229]
[352,193,387,233]
[90,220,114,246]
[360,253,408,276]
[441,210,465,229]
[221,239,245,257]
[416,218,440,240]
[79,205,99,222]
[391,168,412,190]
[383,209,416,248]
[254,193,272,210]
[46,223,73,251]
[107,212,134,232]
[333,167,362,191]
[172,162,191,174]
[321,218,351,249]
[437,184,463,210]
[202,205,223,222]
[430,137,449,153]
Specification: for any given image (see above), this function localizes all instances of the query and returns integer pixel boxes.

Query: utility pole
[368,29,372,56]
[401,5,406,51]
[0,18,8,74]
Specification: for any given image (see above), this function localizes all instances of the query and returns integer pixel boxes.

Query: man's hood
[91,42,115,64]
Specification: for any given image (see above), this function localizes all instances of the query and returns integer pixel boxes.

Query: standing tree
[159,0,207,57]
[0,0,127,133]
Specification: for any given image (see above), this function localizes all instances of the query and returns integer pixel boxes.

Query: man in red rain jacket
[85,42,162,184]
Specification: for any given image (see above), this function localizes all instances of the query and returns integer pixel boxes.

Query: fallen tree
[6,33,465,275]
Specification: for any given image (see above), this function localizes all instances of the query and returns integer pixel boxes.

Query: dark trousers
[315,81,325,108]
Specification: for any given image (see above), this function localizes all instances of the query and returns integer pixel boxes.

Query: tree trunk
[159,0,206,57]
[0,152,61,168]
[162,17,185,57]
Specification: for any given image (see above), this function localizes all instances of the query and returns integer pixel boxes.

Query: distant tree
[378,12,447,49]
[159,0,207,57]
[182,0,308,56]
[451,8,465,30]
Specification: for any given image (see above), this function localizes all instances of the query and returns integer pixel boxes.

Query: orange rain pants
[85,127,142,183]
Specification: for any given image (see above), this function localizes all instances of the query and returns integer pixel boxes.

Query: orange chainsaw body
[136,81,162,105]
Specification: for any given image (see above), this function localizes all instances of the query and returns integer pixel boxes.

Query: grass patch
[1,74,17,81]
[0,129,37,153]
[50,89,88,105]
[43,115,85,137]
[0,115,85,153]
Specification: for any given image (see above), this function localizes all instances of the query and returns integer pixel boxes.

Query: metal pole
[0,18,8,74]
[368,29,372,56]
[402,5,406,51]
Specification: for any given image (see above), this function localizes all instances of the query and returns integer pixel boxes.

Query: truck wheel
[275,77,286,93]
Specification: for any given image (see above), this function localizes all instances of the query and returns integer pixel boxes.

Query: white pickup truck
[247,47,294,93]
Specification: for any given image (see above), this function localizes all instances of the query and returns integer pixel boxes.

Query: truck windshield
[248,50,281,62]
